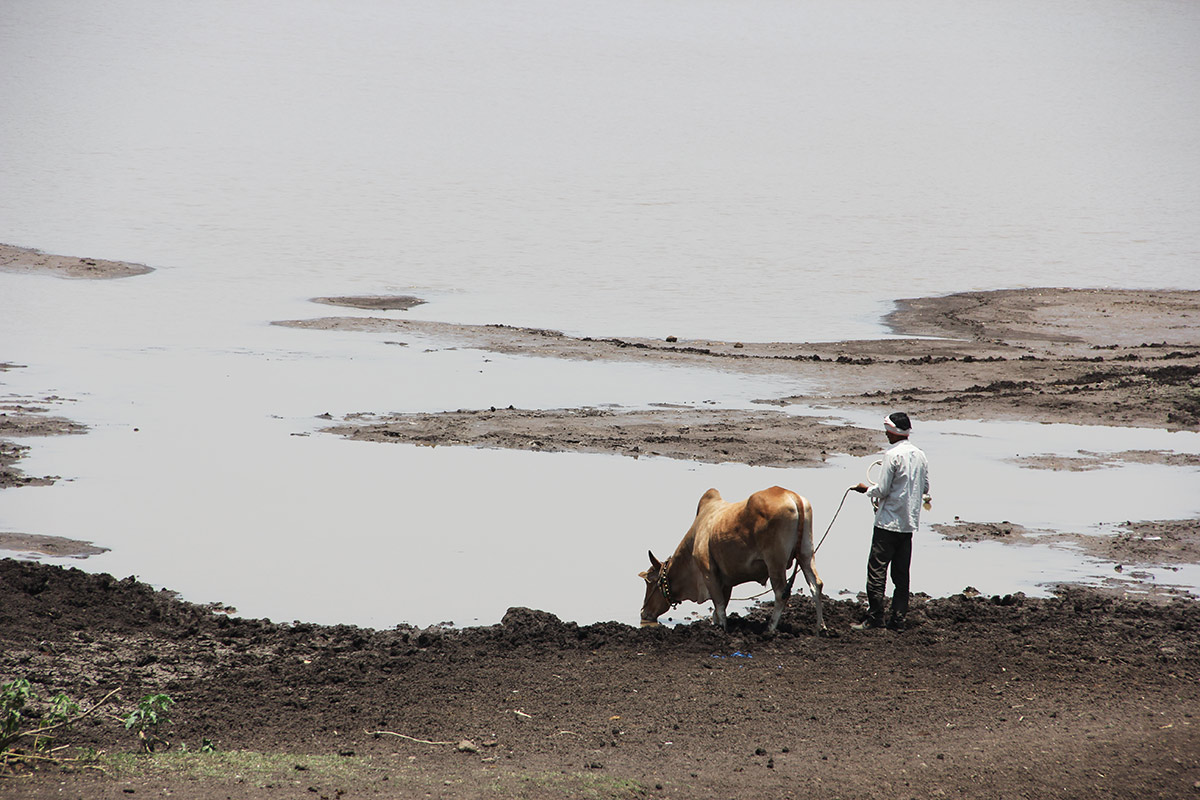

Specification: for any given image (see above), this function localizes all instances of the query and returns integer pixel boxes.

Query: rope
[814,487,852,554]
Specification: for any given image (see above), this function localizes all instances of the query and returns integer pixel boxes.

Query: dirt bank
[2,560,1198,800]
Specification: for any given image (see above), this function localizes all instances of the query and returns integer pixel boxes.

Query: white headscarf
[883,415,911,438]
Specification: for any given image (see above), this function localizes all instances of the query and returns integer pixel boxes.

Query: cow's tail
[795,494,815,562]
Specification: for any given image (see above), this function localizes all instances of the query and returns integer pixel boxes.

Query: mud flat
[0,243,154,280]
[326,406,880,468]
[283,287,1200,437]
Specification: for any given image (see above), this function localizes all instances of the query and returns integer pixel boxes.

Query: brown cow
[639,486,825,634]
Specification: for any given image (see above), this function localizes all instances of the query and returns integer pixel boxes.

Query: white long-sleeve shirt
[867,439,930,533]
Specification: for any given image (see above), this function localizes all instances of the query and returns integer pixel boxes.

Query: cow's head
[638,551,671,627]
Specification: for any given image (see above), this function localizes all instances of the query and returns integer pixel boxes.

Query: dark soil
[2,559,1198,799]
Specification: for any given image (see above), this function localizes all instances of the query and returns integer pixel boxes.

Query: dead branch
[0,686,123,767]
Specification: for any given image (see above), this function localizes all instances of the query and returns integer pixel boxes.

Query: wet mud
[1,560,1198,799]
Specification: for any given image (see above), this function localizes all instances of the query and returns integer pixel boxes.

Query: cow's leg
[767,563,791,633]
[798,556,826,633]
[710,582,732,631]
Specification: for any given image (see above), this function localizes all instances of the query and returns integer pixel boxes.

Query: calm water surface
[1,0,1198,625]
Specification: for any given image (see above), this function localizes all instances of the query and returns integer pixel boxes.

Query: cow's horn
[648,551,661,569]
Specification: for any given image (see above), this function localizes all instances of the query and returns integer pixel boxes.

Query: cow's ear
[638,570,649,582]
[648,551,661,569]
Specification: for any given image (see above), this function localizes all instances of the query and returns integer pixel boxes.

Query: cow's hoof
[639,620,661,628]
[817,627,838,639]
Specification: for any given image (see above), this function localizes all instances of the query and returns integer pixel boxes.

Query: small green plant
[0,678,34,750]
[125,694,174,753]
[1,678,116,768]
[45,693,81,726]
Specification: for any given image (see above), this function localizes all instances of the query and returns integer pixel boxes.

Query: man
[850,412,930,631]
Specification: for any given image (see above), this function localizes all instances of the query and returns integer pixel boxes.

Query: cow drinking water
[639,486,825,634]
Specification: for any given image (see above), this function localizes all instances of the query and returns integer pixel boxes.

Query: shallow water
[2,0,1199,626]
[3,338,1198,628]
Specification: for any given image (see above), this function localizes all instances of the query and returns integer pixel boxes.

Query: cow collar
[658,556,676,607]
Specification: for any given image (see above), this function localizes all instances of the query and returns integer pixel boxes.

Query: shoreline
[2,245,1199,596]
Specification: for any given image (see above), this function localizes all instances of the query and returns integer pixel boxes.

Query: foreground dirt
[1,559,1198,800]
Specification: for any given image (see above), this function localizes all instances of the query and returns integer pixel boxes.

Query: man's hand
[851,482,869,493]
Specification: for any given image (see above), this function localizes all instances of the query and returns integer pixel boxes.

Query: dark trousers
[866,526,913,622]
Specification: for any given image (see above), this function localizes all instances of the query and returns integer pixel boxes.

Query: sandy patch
[0,532,109,558]
[0,242,154,279]
[932,520,1048,544]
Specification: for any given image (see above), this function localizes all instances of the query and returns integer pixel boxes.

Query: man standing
[850,412,930,631]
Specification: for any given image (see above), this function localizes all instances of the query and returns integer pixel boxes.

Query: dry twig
[366,730,455,746]
[1,686,122,767]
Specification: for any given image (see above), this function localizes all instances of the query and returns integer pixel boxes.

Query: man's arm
[852,456,896,499]
[866,456,895,504]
